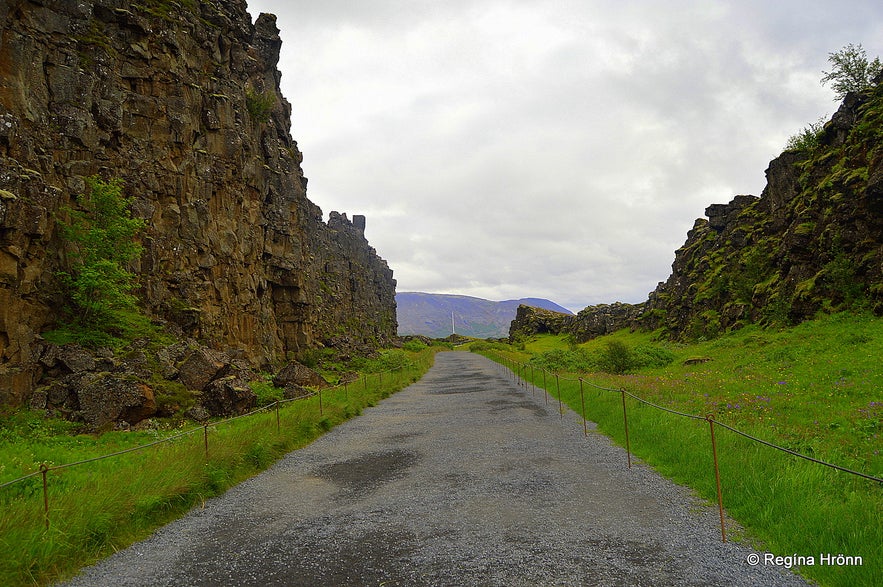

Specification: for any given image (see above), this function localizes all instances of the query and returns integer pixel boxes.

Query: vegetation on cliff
[51,176,149,348]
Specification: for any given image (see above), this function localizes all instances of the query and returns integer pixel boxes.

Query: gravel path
[62,352,809,586]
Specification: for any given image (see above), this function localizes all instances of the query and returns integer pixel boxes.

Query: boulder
[74,373,156,430]
[273,361,328,389]
[200,375,256,417]
[178,347,227,391]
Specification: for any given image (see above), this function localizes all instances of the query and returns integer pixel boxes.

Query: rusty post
[579,378,588,437]
[203,423,209,460]
[275,401,280,433]
[40,463,50,530]
[555,374,563,420]
[706,414,727,542]
[542,370,548,404]
[344,379,348,401]
[530,364,536,396]
[318,387,324,416]
[620,389,632,469]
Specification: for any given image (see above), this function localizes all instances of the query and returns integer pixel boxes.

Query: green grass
[473,311,882,587]
[0,346,439,587]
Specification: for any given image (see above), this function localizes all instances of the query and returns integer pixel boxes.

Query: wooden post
[706,414,727,542]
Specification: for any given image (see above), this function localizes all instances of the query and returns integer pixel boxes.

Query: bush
[786,117,827,152]
[529,348,596,373]
[246,88,275,122]
[402,339,427,353]
[53,176,148,347]
[632,343,676,368]
[599,341,634,374]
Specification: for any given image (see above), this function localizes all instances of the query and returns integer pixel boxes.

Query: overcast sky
[246,0,882,313]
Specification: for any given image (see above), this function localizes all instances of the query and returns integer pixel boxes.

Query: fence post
[344,379,348,401]
[530,364,536,396]
[579,378,587,437]
[203,423,209,460]
[542,369,548,404]
[275,401,280,433]
[620,389,632,469]
[40,463,50,530]
[706,414,727,542]
[555,374,563,419]
[318,387,324,416]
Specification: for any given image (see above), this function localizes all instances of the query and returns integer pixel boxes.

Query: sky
[245,0,883,313]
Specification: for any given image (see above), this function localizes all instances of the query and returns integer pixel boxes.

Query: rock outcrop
[642,78,883,338]
[513,77,883,343]
[509,302,644,343]
[508,305,573,339]
[0,1,397,407]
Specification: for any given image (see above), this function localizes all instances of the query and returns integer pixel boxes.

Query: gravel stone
[60,352,810,586]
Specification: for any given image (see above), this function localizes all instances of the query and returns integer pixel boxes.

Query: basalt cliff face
[0,0,396,406]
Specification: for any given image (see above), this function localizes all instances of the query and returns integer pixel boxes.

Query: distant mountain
[396,292,574,338]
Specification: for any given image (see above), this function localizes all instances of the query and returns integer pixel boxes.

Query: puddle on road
[314,449,420,494]
[486,398,549,417]
[427,369,501,394]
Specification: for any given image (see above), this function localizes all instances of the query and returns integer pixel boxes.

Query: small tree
[56,176,146,344]
[820,43,882,100]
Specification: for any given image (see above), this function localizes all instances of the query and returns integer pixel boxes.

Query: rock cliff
[0,0,397,407]
[642,76,883,339]
[513,75,883,342]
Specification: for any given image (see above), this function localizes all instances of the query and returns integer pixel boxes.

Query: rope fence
[0,359,423,530]
[490,352,882,543]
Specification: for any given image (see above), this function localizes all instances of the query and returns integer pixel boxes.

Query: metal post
[275,401,280,433]
[620,389,631,468]
[706,414,727,542]
[204,423,209,460]
[40,463,50,530]
[542,370,548,404]
[579,378,588,437]
[318,387,324,416]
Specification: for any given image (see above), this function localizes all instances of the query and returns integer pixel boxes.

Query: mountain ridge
[397,292,573,339]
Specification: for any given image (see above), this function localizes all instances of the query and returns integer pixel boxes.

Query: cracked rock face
[0,0,397,406]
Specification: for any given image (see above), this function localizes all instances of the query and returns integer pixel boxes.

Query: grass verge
[474,312,881,587]
[0,346,439,587]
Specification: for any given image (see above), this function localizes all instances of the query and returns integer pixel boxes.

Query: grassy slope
[478,312,881,587]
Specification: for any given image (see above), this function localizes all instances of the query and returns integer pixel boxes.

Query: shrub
[402,339,427,353]
[53,176,148,347]
[246,88,275,123]
[599,340,635,374]
[786,117,827,152]
[529,348,595,373]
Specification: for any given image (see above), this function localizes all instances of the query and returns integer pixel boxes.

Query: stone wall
[0,0,396,405]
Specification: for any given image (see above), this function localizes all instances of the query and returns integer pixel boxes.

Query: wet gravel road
[62,352,808,586]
